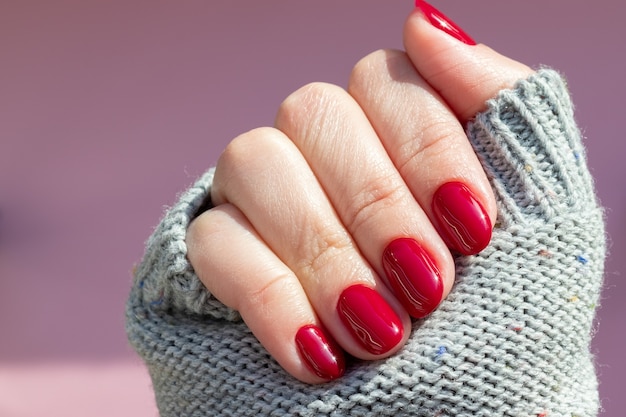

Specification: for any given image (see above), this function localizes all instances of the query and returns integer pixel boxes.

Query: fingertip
[404,3,534,122]
[431,181,494,256]
[244,301,347,384]
[381,238,446,319]
[335,284,406,356]
[295,324,346,382]
[413,0,476,46]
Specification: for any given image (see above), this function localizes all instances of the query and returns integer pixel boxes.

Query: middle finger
[275,78,454,319]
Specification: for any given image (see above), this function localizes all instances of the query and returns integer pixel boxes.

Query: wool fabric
[126,69,606,417]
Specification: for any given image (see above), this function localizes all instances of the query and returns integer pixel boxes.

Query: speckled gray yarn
[126,69,605,417]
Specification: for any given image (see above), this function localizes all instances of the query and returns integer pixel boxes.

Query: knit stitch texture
[126,69,605,417]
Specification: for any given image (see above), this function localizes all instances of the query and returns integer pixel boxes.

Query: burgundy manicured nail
[432,182,492,255]
[415,0,477,46]
[295,325,345,380]
[337,285,404,355]
[382,238,443,318]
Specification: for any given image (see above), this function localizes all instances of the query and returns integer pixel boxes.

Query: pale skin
[187,9,533,383]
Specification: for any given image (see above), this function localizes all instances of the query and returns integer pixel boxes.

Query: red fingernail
[415,0,476,46]
[382,238,443,318]
[295,325,345,380]
[432,182,492,255]
[337,285,404,355]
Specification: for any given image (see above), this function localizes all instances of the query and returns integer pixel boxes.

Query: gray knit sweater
[126,70,606,416]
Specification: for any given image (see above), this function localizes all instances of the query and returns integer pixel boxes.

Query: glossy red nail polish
[415,0,476,46]
[337,285,404,355]
[295,325,345,380]
[382,238,443,318]
[432,182,492,255]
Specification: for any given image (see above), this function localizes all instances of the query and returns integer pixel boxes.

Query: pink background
[1,1,624,416]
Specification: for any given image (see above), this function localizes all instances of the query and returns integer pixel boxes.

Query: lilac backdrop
[1,1,623,416]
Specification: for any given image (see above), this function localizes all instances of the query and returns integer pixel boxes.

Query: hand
[187,4,532,383]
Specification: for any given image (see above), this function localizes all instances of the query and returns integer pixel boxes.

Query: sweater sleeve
[468,69,599,224]
[125,69,605,417]
[126,167,240,323]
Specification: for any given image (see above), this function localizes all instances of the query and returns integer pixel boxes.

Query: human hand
[187,1,533,383]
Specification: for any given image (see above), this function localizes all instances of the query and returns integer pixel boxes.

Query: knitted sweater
[126,69,606,417]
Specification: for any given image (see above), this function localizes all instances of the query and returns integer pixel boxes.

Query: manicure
[337,285,404,355]
[415,0,476,46]
[382,238,443,318]
[295,325,345,380]
[432,182,492,255]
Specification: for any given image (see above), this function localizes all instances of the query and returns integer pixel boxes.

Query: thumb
[404,0,534,123]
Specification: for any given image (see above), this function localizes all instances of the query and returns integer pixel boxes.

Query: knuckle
[344,173,406,235]
[188,209,218,242]
[276,82,347,146]
[219,127,279,170]
[278,82,339,120]
[397,120,460,174]
[296,225,352,281]
[349,49,408,96]
[216,127,288,184]
[239,270,298,315]
[187,204,239,249]
[186,206,235,270]
[212,127,293,206]
[348,56,371,92]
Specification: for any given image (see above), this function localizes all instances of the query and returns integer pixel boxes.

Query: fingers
[348,49,496,256]
[210,127,411,361]
[199,48,501,381]
[187,204,345,383]
[403,2,534,123]
[186,2,542,385]
[274,82,456,315]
